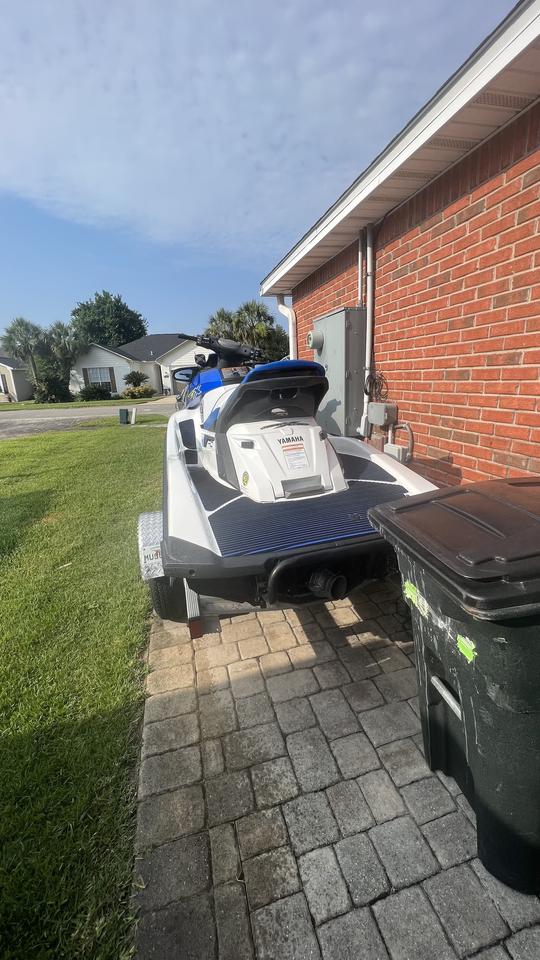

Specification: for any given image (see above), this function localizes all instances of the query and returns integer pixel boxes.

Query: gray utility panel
[306,306,367,437]
[367,401,397,428]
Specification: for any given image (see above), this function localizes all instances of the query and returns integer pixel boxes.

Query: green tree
[1,318,81,401]
[206,307,236,339]
[45,321,80,383]
[1,317,43,382]
[70,291,147,348]
[205,300,288,361]
[263,322,290,360]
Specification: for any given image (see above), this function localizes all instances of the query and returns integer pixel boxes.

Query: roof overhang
[260,0,540,297]
[0,360,26,371]
[86,339,190,363]
[88,342,136,361]
[151,339,191,362]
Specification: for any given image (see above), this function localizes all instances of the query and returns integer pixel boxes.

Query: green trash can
[119,408,129,425]
[369,477,540,892]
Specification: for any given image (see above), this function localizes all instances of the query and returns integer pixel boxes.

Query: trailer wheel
[149,576,188,622]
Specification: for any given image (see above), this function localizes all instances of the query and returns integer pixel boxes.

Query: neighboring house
[70,334,210,397]
[0,355,33,402]
[261,1,540,487]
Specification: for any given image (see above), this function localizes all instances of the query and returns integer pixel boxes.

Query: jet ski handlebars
[178,332,264,367]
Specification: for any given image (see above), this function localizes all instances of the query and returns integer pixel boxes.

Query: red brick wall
[294,243,359,353]
[293,102,540,486]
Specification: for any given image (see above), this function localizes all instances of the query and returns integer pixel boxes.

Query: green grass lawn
[0,398,158,411]
[0,421,166,959]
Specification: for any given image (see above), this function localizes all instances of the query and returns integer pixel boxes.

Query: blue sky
[0,0,514,336]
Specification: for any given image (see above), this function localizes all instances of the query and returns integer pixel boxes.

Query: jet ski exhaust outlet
[309,568,348,601]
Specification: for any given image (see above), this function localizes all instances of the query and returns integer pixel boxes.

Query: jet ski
[138,333,436,633]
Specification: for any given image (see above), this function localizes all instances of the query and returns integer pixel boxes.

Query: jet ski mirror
[173,367,197,382]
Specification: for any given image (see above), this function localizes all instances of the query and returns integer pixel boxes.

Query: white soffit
[260,1,540,297]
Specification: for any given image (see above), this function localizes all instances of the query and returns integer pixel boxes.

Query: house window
[88,367,112,389]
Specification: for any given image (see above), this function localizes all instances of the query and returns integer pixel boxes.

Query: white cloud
[0,0,513,262]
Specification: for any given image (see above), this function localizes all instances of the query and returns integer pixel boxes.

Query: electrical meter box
[306,306,367,437]
[368,401,398,428]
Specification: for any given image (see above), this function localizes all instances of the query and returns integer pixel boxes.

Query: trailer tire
[149,576,188,622]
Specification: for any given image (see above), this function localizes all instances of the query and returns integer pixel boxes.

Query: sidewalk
[151,395,178,408]
[133,579,540,960]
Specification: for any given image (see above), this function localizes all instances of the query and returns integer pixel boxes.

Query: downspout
[359,222,374,437]
[357,230,364,305]
[276,295,297,360]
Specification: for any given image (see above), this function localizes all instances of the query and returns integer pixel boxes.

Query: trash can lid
[369,478,540,619]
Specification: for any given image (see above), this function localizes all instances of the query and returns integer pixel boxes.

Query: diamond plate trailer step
[138,511,165,581]
[138,511,261,637]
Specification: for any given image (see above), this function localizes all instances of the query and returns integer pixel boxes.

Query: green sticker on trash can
[457,634,476,663]
[404,581,417,604]
[403,581,429,618]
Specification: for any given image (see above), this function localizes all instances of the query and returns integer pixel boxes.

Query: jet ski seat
[242,359,326,383]
[213,363,329,487]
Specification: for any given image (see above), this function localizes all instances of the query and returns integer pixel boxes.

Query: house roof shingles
[0,355,26,370]
[113,334,184,361]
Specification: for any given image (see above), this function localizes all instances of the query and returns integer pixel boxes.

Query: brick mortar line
[238,775,302,944]
[147,636,193,656]
[368,883,458,960]
[188,641,221,953]
[421,869,508,958]
[467,944,511,959]
[140,725,200,761]
[133,823,213,918]
[143,708,196,726]
[137,771,202,801]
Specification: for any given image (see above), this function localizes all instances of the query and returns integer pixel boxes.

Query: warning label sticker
[283,443,308,471]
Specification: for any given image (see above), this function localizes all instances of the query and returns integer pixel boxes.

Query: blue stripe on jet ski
[209,481,406,557]
[202,407,220,431]
[242,359,325,382]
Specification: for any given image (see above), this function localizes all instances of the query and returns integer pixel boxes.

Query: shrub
[124,370,149,388]
[33,376,74,403]
[122,385,156,399]
[79,384,112,401]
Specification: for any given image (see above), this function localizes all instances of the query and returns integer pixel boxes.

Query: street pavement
[0,400,176,439]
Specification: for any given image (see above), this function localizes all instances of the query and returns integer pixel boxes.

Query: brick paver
[134,581,540,959]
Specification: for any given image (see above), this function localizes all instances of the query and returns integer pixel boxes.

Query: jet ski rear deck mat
[188,465,407,557]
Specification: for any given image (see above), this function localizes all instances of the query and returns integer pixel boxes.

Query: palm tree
[46,322,80,383]
[206,307,236,339]
[1,317,43,382]
[234,300,274,345]
[205,301,289,360]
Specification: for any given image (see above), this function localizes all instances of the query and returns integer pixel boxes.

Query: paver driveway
[134,577,540,959]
